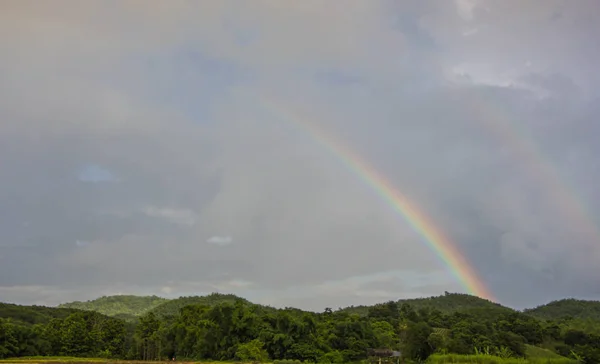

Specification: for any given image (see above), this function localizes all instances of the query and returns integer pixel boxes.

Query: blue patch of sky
[77,164,118,183]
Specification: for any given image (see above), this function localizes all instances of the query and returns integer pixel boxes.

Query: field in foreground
[427,354,577,363]
[0,357,215,364]
[0,357,211,364]
[0,356,580,364]
[0,357,127,363]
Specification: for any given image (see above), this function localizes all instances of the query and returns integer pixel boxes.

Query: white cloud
[143,207,197,226]
[75,240,90,247]
[206,236,233,246]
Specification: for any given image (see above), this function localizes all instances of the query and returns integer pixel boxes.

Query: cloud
[0,0,598,310]
[142,207,197,226]
[75,240,90,247]
[207,236,233,246]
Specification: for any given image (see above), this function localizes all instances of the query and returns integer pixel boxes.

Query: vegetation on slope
[524,299,600,321]
[1,292,599,363]
[0,303,80,326]
[147,292,252,318]
[341,292,514,317]
[58,295,168,318]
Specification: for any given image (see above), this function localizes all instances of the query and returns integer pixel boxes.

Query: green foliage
[273,360,303,364]
[319,350,345,363]
[0,310,125,359]
[525,344,568,359]
[58,295,168,318]
[560,318,600,335]
[236,339,270,362]
[427,353,577,363]
[342,293,514,317]
[0,357,108,362]
[524,299,600,321]
[402,321,434,361]
[0,303,79,326]
[1,292,599,363]
[148,293,252,318]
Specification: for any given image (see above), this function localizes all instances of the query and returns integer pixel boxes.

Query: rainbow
[259,97,496,302]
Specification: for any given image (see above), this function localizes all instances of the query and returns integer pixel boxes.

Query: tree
[401,321,433,361]
[236,339,269,363]
[371,321,398,349]
[0,319,19,358]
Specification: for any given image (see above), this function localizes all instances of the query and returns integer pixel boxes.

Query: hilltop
[57,294,168,318]
[56,292,260,321]
[56,291,511,319]
[0,302,81,326]
[524,298,600,321]
[340,292,514,318]
[147,293,254,318]
[55,292,600,323]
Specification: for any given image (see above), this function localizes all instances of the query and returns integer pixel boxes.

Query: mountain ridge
[2,292,599,362]
[52,291,600,321]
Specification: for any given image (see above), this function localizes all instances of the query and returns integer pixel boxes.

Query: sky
[1,0,599,312]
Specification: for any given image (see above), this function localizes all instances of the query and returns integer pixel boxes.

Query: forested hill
[524,298,600,320]
[340,292,513,317]
[2,292,600,363]
[57,294,168,317]
[57,292,600,321]
[147,293,254,318]
[57,293,258,321]
[0,302,80,326]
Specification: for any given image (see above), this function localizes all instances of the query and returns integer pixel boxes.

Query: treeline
[0,309,128,358]
[1,294,599,363]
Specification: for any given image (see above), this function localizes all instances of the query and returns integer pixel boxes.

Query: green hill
[57,293,266,320]
[57,292,512,319]
[340,292,514,317]
[0,302,81,326]
[400,292,512,312]
[523,298,600,320]
[148,293,251,318]
[58,294,168,317]
[56,292,600,325]
[2,292,599,363]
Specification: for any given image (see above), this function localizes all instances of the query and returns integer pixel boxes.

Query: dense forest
[1,292,599,363]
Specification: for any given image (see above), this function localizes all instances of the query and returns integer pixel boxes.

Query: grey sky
[1,0,599,311]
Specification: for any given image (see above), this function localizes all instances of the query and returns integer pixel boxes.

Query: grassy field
[0,358,108,363]
[0,358,241,364]
[0,357,130,364]
[426,354,577,364]
[0,358,214,364]
[525,345,568,360]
